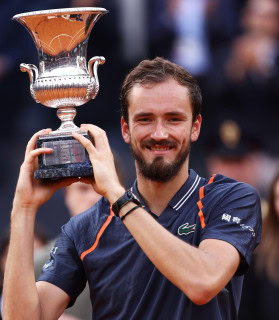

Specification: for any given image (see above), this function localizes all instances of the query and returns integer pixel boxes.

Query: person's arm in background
[3,129,77,320]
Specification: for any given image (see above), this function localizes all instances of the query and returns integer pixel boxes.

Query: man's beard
[130,139,191,183]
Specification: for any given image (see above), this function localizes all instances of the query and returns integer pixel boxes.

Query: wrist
[106,186,126,205]
[119,204,142,221]
[12,199,39,217]
[111,189,142,217]
[10,208,37,228]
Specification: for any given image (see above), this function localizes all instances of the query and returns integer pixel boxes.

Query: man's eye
[138,118,152,122]
[169,118,181,122]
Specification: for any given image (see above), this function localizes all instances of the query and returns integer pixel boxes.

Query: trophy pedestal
[35,131,93,180]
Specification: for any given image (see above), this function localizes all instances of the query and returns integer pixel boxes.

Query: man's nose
[150,121,168,140]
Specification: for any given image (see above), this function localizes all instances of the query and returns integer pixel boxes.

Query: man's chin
[132,142,190,182]
[146,154,173,165]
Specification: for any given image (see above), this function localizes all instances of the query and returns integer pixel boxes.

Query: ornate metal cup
[13,7,108,179]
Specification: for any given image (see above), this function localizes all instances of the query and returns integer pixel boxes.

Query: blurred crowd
[0,0,279,319]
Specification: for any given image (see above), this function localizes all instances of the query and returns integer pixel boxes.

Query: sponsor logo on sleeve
[221,213,255,237]
[43,260,53,269]
[51,246,58,254]
[42,246,58,269]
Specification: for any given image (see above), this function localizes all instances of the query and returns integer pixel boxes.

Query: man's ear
[191,114,202,142]
[121,117,131,144]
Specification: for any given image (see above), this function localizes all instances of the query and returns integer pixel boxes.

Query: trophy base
[34,165,93,179]
[35,131,93,180]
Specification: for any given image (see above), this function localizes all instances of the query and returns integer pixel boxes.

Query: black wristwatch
[112,190,141,217]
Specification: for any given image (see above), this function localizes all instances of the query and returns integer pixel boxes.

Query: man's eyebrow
[165,111,187,116]
[133,112,153,118]
[133,111,187,117]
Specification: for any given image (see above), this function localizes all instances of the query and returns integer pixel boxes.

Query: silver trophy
[12,7,108,179]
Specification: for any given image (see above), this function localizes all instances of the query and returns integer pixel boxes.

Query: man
[3,57,261,319]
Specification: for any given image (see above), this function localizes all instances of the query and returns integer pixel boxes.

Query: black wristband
[120,205,142,221]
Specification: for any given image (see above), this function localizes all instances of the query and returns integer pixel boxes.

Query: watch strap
[112,190,141,217]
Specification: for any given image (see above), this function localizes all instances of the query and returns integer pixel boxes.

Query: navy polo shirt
[38,169,262,319]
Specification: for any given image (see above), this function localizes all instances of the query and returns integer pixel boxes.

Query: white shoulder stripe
[173,175,199,209]
[173,176,201,211]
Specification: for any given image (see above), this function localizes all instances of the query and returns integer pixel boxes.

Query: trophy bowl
[13,7,108,179]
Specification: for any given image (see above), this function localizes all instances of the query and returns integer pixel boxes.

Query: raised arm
[3,129,76,320]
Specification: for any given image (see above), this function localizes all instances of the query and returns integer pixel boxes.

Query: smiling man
[123,78,195,183]
[3,57,262,320]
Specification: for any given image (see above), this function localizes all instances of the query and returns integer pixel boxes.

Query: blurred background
[0,0,279,317]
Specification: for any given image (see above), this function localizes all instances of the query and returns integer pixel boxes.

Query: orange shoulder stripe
[80,208,114,261]
[197,174,216,229]
[208,174,216,184]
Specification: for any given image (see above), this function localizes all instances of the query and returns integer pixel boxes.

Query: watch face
[127,190,133,199]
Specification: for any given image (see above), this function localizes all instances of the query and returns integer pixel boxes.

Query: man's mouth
[147,145,173,151]
[142,140,177,152]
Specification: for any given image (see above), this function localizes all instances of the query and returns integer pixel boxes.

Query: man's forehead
[129,79,190,98]
[126,80,192,119]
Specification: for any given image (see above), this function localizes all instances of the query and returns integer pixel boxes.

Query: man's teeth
[150,146,170,151]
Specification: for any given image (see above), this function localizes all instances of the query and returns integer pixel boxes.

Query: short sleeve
[37,223,87,307]
[200,183,262,275]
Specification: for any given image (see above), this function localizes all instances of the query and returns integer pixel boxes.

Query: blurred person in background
[170,0,244,80]
[238,172,279,320]
[205,119,260,189]
[171,0,211,78]
[202,0,279,198]
[226,0,279,82]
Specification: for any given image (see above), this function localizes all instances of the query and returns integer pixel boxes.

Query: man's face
[121,78,201,182]
[244,0,279,37]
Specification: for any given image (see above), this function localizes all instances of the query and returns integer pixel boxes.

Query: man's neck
[136,163,189,216]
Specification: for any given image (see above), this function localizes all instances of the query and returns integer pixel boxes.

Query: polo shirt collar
[169,169,201,211]
[131,169,201,213]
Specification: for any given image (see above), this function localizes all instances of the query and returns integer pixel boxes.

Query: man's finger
[25,129,52,159]
[23,148,53,169]
[80,124,110,150]
[72,132,95,154]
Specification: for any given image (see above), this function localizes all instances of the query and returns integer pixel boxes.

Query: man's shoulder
[59,197,111,255]
[64,197,111,235]
[204,173,259,196]
[201,173,260,209]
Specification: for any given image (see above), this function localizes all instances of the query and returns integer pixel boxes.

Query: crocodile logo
[178,223,196,236]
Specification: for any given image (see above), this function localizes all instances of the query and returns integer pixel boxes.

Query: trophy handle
[20,63,38,85]
[20,63,40,103]
[88,56,105,99]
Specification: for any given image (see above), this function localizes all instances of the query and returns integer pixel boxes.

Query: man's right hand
[13,129,77,214]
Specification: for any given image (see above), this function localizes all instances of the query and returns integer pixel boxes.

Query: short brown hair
[120,57,202,123]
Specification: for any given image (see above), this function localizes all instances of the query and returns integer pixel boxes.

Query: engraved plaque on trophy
[12,7,108,179]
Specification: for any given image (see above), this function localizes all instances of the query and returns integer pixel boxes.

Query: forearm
[119,203,238,304]
[3,207,42,320]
